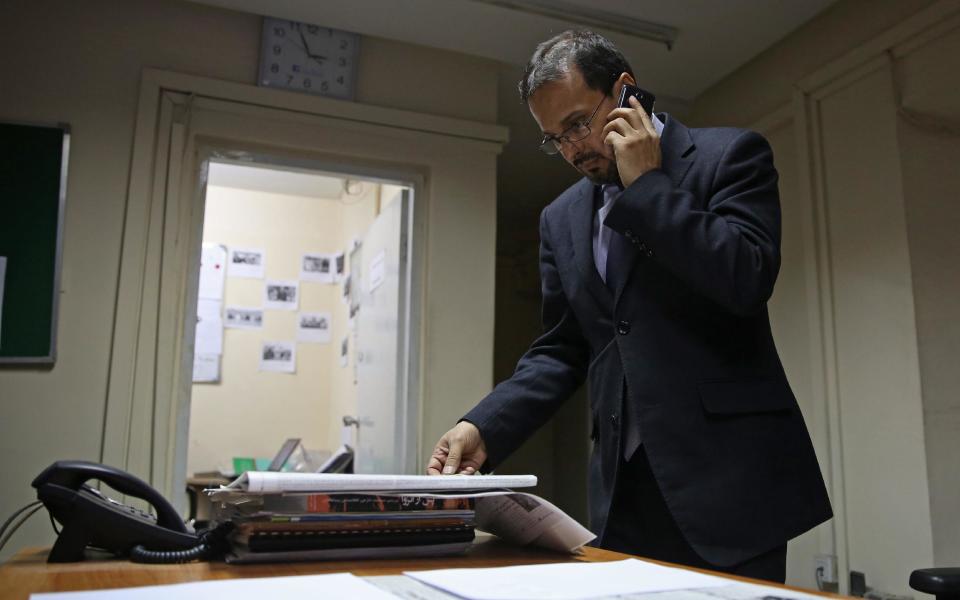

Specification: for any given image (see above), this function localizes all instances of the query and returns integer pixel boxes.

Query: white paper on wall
[224,306,263,329]
[195,299,223,355]
[228,247,265,279]
[297,312,332,343]
[300,252,335,284]
[192,353,220,383]
[260,341,296,373]
[264,280,299,311]
[339,336,349,367]
[334,251,345,282]
[368,250,386,293]
[198,243,227,300]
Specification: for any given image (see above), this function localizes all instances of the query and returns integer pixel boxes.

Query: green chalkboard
[0,121,69,363]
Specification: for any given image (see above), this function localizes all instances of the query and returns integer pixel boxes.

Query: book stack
[208,472,540,564]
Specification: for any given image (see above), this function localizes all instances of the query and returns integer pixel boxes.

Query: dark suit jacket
[464,114,832,566]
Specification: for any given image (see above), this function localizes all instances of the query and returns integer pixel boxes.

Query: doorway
[186,159,416,480]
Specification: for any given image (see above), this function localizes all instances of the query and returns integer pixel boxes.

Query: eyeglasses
[538,95,607,156]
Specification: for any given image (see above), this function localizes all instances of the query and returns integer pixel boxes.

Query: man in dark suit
[427,30,832,582]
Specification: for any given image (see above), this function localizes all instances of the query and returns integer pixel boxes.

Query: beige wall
[687,0,960,588]
[188,182,379,474]
[0,0,500,560]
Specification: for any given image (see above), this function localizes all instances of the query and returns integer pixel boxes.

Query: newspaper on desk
[207,472,596,554]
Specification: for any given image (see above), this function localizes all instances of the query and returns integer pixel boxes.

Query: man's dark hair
[518,30,634,103]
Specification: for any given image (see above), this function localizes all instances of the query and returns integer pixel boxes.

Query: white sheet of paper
[192,353,220,383]
[194,299,223,355]
[29,572,397,600]
[405,558,729,600]
[198,243,226,300]
[475,492,595,553]
[228,247,265,279]
[224,306,263,329]
[0,256,6,347]
[300,252,335,283]
[264,280,299,311]
[334,251,345,282]
[368,249,385,292]
[260,340,296,373]
[298,311,332,343]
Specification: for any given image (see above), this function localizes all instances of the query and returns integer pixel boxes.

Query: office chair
[910,568,960,600]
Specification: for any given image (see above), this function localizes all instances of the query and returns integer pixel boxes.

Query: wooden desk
[0,536,842,600]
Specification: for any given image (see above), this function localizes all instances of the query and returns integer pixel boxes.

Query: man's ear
[613,72,637,96]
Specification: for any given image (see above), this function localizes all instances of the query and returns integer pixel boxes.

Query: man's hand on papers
[427,421,488,475]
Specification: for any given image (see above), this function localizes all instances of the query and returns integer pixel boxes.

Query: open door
[353,189,414,474]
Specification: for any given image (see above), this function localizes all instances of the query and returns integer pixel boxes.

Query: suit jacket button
[617,320,630,335]
[610,413,619,427]
[646,248,655,258]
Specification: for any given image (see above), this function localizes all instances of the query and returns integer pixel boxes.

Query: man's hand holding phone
[603,90,662,189]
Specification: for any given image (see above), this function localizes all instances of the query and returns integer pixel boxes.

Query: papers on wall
[195,299,223,355]
[198,243,226,300]
[300,252,335,284]
[297,311,332,343]
[368,249,386,292]
[334,251,345,282]
[404,558,729,600]
[225,306,263,329]
[192,353,220,383]
[341,273,351,305]
[228,247,265,279]
[29,572,398,600]
[339,335,349,367]
[264,280,299,311]
[0,256,6,347]
[260,340,295,373]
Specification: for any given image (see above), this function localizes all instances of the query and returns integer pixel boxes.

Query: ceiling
[190,0,838,105]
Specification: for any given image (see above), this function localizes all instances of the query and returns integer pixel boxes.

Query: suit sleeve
[605,130,781,316]
[462,207,590,469]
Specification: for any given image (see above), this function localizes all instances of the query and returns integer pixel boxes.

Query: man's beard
[573,152,620,186]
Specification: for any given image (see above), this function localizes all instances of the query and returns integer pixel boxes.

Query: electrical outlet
[814,554,838,589]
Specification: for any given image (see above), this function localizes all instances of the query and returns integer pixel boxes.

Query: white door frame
[103,69,507,508]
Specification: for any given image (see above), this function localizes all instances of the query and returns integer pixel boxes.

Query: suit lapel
[567,180,614,312]
[611,114,696,305]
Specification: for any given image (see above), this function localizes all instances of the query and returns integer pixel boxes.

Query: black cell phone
[618,84,656,116]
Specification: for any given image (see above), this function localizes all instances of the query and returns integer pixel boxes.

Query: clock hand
[298,26,328,64]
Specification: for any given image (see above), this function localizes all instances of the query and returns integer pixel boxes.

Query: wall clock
[258,17,360,100]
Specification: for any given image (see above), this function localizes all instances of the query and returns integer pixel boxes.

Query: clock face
[258,18,359,100]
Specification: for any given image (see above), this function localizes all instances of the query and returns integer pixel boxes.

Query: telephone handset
[32,460,227,563]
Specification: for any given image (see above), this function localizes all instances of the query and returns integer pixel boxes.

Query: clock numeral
[338,57,348,67]
[340,40,349,50]
[336,75,345,85]
[270,63,279,74]
[321,81,330,93]
[292,64,301,73]
[303,78,312,89]
[273,27,286,37]
[273,44,282,55]
[287,74,295,85]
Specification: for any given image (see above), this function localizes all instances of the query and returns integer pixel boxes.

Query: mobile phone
[618,84,656,116]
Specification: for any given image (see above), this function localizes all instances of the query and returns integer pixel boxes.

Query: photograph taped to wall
[300,252,335,284]
[199,243,227,300]
[195,299,223,355]
[193,353,220,383]
[341,274,351,305]
[225,306,263,329]
[265,280,299,310]
[228,247,265,279]
[335,251,345,282]
[368,249,386,293]
[339,335,349,367]
[298,311,332,343]
[261,340,296,373]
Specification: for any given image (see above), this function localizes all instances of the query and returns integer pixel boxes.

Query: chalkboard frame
[0,120,70,364]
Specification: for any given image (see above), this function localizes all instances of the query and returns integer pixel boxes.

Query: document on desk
[474,492,595,553]
[215,472,538,494]
[404,558,731,600]
[29,572,397,600]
